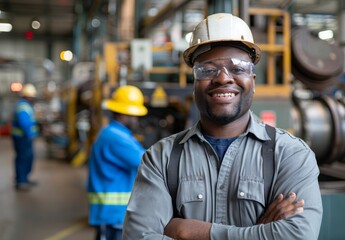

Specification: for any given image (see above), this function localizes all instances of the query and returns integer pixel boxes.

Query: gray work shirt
[123,112,323,239]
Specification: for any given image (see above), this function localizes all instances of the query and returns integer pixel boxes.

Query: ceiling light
[148,8,158,16]
[91,18,101,28]
[60,50,73,62]
[0,23,12,32]
[318,30,333,40]
[31,20,41,30]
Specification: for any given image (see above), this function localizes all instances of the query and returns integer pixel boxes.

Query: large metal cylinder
[292,95,345,165]
[291,27,344,90]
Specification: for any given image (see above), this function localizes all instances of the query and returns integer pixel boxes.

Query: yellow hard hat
[103,85,148,116]
[183,13,261,67]
[21,83,37,98]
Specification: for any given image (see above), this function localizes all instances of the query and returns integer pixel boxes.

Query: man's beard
[206,100,244,125]
[207,107,240,125]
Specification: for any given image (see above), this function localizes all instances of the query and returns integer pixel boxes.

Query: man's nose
[214,67,234,83]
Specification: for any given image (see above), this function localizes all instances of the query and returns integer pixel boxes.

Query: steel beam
[140,0,192,37]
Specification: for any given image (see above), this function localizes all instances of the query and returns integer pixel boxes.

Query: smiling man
[123,13,322,240]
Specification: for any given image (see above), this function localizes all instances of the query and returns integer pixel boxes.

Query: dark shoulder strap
[262,124,276,206]
[167,130,187,217]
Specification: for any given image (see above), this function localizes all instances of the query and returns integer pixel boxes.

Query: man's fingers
[295,199,304,208]
[257,192,305,224]
[266,193,284,212]
[257,194,284,224]
[296,207,304,214]
[275,192,298,213]
[274,198,305,221]
[268,193,296,220]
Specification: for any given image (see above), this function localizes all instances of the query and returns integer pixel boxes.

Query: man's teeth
[213,93,235,97]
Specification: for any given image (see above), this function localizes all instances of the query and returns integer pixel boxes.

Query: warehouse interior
[0,0,345,239]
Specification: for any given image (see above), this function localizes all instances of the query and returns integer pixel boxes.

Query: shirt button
[197,194,203,199]
[239,192,245,197]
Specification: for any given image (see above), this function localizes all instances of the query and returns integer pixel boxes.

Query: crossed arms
[164,192,304,240]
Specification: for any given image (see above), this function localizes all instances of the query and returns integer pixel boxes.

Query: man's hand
[164,218,211,240]
[257,192,304,224]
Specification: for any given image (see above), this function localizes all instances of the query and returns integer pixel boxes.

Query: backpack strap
[167,130,187,217]
[262,124,276,207]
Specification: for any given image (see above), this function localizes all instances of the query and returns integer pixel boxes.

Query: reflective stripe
[17,104,32,112]
[88,192,131,205]
[12,127,24,136]
[11,125,38,137]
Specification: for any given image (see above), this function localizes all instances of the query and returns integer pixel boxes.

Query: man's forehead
[195,46,251,63]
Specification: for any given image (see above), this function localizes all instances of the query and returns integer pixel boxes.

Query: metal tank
[291,26,345,167]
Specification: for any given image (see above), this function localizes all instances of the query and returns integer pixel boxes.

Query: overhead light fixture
[60,50,73,62]
[318,30,333,40]
[0,23,12,32]
[91,18,101,28]
[148,8,158,16]
[31,20,41,30]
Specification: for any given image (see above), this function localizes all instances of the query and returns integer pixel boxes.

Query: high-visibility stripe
[88,192,131,205]
[11,126,38,136]
[12,127,24,136]
[17,103,32,113]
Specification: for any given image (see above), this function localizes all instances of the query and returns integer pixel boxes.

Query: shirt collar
[246,111,271,141]
[183,111,270,142]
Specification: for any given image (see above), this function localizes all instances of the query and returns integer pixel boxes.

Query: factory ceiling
[0,0,76,40]
[0,0,341,41]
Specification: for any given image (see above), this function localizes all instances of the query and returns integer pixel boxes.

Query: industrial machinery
[67,7,345,168]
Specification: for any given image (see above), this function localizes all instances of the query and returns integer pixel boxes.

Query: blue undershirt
[204,135,238,162]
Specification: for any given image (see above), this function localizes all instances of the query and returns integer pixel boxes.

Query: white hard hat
[183,13,261,67]
[21,84,37,98]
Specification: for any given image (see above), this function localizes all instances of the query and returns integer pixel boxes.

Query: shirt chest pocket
[176,176,206,219]
[237,177,265,207]
[237,177,266,226]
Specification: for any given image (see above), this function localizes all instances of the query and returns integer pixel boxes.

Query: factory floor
[0,135,95,240]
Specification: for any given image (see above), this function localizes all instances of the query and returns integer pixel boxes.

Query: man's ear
[252,74,256,93]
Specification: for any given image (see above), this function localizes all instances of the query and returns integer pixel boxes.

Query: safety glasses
[193,58,254,80]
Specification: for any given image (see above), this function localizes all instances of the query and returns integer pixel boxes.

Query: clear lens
[193,58,254,80]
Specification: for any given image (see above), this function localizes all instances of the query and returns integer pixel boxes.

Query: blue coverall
[87,119,145,240]
[11,98,38,185]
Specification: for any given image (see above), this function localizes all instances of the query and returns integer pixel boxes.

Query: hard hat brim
[183,40,261,67]
[103,99,148,116]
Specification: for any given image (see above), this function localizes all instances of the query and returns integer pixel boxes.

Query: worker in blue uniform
[11,83,39,191]
[87,85,148,240]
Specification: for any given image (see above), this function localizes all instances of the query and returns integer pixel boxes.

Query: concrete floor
[0,136,95,240]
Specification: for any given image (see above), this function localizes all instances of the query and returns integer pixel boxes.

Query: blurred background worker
[11,83,39,191]
[87,85,148,240]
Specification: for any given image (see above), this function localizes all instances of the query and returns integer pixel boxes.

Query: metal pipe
[238,0,249,24]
